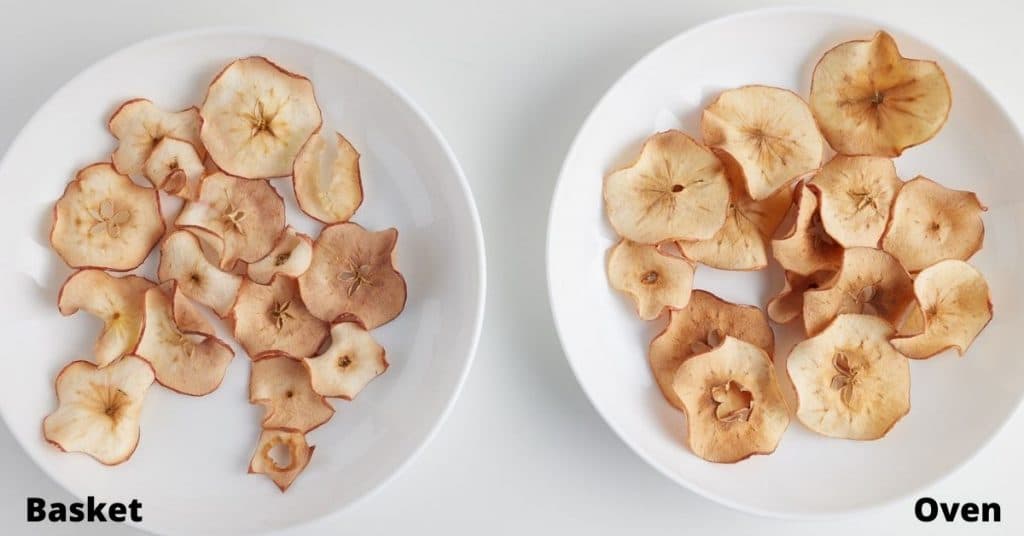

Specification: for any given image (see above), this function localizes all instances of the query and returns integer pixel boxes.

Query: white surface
[548,8,1024,518]
[0,0,1021,534]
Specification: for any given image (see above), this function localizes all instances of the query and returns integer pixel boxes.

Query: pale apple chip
[810,31,951,157]
[247,227,313,284]
[304,318,388,400]
[108,99,203,176]
[672,336,788,463]
[250,354,334,433]
[810,155,902,247]
[701,85,824,201]
[766,270,836,324]
[293,131,364,224]
[604,130,731,244]
[607,239,695,320]
[43,356,155,465]
[881,177,986,273]
[649,290,774,411]
[788,314,910,440]
[771,182,843,275]
[200,56,322,179]
[142,137,205,198]
[157,230,243,317]
[58,269,154,367]
[50,163,164,271]
[248,429,314,492]
[231,276,329,359]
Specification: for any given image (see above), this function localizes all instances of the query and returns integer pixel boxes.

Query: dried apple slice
[771,182,843,275]
[109,99,203,176]
[788,314,910,440]
[701,85,824,201]
[293,131,364,224]
[304,318,388,399]
[200,56,322,179]
[231,276,329,359]
[248,429,314,492]
[672,336,788,463]
[250,354,335,433]
[891,260,992,358]
[58,269,154,367]
[649,290,774,411]
[50,163,164,271]
[881,177,986,272]
[43,356,155,465]
[809,155,902,247]
[604,130,731,244]
[810,31,951,157]
[803,247,915,336]
[247,227,313,284]
[157,230,243,317]
[297,223,407,328]
[766,270,836,324]
[607,239,695,320]
[142,137,205,198]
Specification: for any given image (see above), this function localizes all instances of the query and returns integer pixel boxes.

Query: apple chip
[788,314,910,440]
[881,177,986,272]
[231,276,329,359]
[803,247,914,336]
[200,56,322,179]
[51,163,164,271]
[771,182,843,275]
[250,354,335,433]
[892,260,992,358]
[293,131,364,224]
[672,336,788,463]
[766,270,836,324]
[701,85,824,200]
[247,227,313,284]
[810,155,902,247]
[43,356,155,465]
[304,319,388,399]
[142,137,205,198]
[297,223,407,328]
[108,99,203,176]
[810,31,951,157]
[248,429,314,492]
[58,269,154,367]
[157,230,243,317]
[649,290,774,410]
[604,130,730,244]
[607,239,695,320]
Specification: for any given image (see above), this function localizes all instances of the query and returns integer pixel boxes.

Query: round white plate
[547,7,1024,518]
[0,29,485,534]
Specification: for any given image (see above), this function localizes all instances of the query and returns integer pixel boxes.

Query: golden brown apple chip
[248,429,314,492]
[293,131,364,224]
[809,155,902,247]
[157,230,243,317]
[108,99,203,176]
[771,182,843,275]
[250,354,334,433]
[304,319,388,400]
[231,276,329,359]
[57,269,154,367]
[247,227,314,284]
[766,270,837,325]
[607,239,695,320]
[142,137,205,198]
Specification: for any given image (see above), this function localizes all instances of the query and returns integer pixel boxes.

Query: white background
[0,0,1020,534]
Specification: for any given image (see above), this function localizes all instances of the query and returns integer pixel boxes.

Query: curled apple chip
[771,182,843,275]
[607,239,695,320]
[297,223,407,328]
[109,99,203,176]
[142,137,205,198]
[881,177,986,273]
[672,336,788,463]
[803,247,914,336]
[649,290,774,410]
[51,163,165,271]
[248,429,314,492]
[788,314,910,440]
[766,270,836,324]
[701,85,824,200]
[810,31,951,157]
[293,131,364,224]
[157,230,243,317]
[892,260,992,358]
[250,354,335,433]
[304,319,388,399]
[58,269,154,367]
[200,56,322,179]
[809,155,902,248]
[231,276,329,359]
[604,130,730,244]
[247,227,313,284]
[43,356,155,465]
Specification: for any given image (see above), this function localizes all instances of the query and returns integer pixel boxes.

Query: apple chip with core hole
[249,429,314,492]
[771,183,843,275]
[248,227,313,284]
[767,270,836,324]
[142,137,205,198]
[231,276,329,359]
[649,291,774,411]
[43,356,155,465]
[882,177,986,273]
[803,247,914,336]
[200,56,322,179]
[109,99,203,176]
[250,354,334,433]
[607,239,695,320]
[293,131,364,223]
[788,314,910,440]
[304,319,388,399]
[604,130,730,244]
[157,230,243,317]
[809,155,902,248]
[672,336,788,463]
[701,85,824,201]
[298,223,406,328]
[892,260,992,358]
[58,270,154,367]
[810,31,951,157]
[51,163,164,271]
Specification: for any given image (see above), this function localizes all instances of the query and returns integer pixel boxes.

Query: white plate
[0,29,485,534]
[547,7,1024,518]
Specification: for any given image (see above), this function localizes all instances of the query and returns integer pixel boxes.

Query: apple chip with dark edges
[293,131,364,224]
[304,318,388,400]
[247,227,313,284]
[809,155,902,248]
[109,98,204,176]
[250,354,334,433]
[771,182,843,275]
[248,429,314,492]
[143,137,205,199]
[58,269,154,367]
[231,276,329,359]
[607,239,695,320]
[157,230,243,317]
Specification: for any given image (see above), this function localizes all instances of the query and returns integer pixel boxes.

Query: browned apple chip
[293,131,364,224]
[607,239,695,320]
[250,354,334,433]
[248,429,314,492]
[247,227,313,284]
[771,182,843,275]
[108,99,203,176]
[304,319,388,400]
[142,137,205,198]
[809,155,902,247]
[766,270,837,324]
[58,269,154,367]
[231,276,329,359]
[157,230,243,317]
